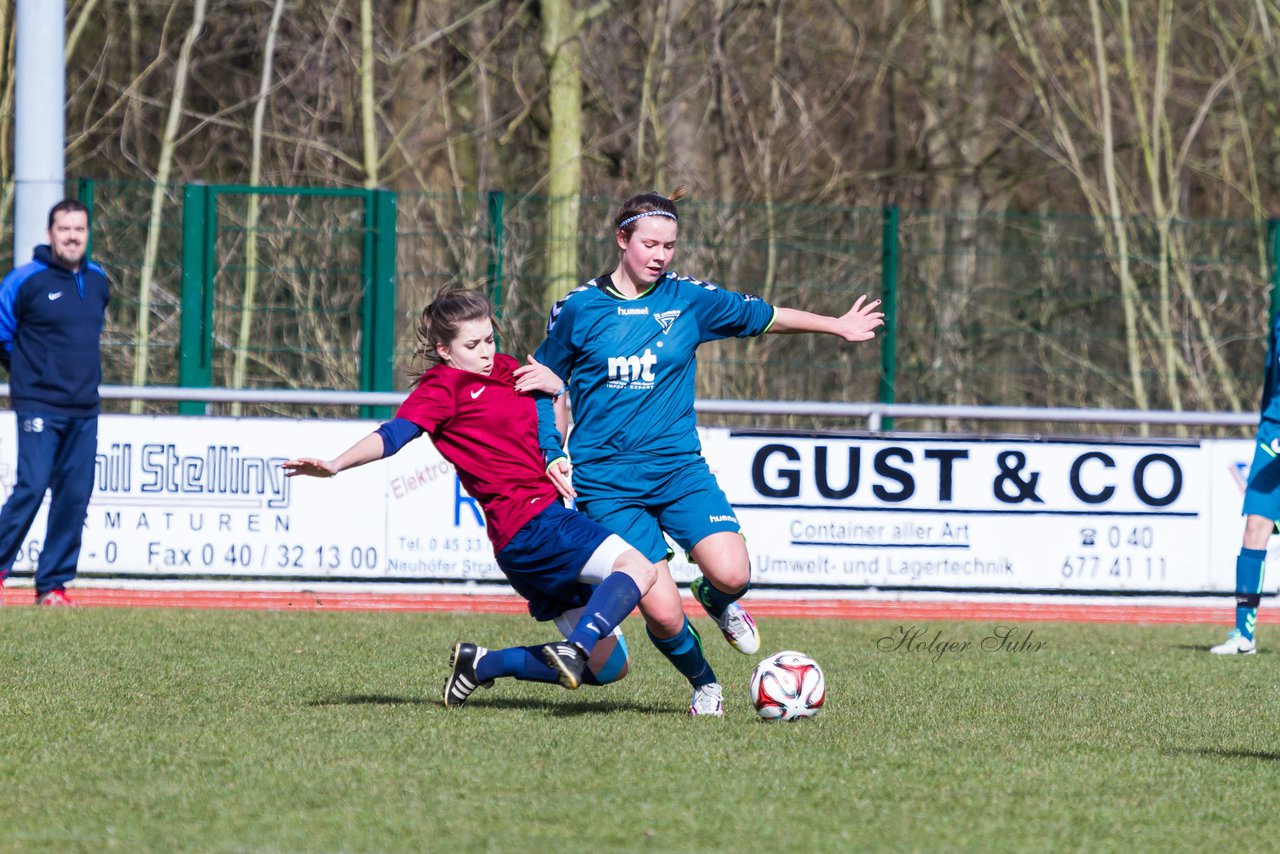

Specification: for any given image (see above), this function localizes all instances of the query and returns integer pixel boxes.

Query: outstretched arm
[768,295,884,342]
[283,432,385,479]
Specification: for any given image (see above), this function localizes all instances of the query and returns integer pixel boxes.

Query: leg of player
[447,540,652,707]
[541,538,656,689]
[444,631,637,709]
[638,562,724,716]
[443,642,554,708]
[1212,514,1274,655]
[688,531,761,655]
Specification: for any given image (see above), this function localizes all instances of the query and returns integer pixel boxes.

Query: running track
[0,587,1238,625]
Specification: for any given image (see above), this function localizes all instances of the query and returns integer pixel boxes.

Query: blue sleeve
[375,417,424,457]
[0,266,28,356]
[683,278,775,342]
[1263,315,1280,416]
[533,333,574,465]
[535,396,566,466]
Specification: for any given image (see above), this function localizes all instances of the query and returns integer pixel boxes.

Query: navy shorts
[496,502,614,622]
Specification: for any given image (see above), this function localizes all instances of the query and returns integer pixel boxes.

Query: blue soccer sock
[1236,547,1267,641]
[567,572,642,655]
[475,646,560,684]
[647,617,717,688]
[691,575,748,620]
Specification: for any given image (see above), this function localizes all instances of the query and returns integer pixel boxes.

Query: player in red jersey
[284,290,723,714]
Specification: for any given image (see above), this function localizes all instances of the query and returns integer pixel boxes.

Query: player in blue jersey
[1211,312,1280,654]
[524,188,883,675]
[285,290,726,712]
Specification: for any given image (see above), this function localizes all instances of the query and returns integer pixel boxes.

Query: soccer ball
[748,650,826,721]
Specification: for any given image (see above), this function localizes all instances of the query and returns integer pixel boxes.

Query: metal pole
[14,0,67,263]
[369,188,397,419]
[178,183,213,415]
[1269,218,1279,330]
[76,177,95,261]
[487,190,506,353]
[879,205,900,431]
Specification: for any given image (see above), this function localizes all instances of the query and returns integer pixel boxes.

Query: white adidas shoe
[691,578,761,655]
[1210,630,1257,655]
[689,682,724,717]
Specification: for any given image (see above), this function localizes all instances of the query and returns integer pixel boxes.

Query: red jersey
[395,353,559,552]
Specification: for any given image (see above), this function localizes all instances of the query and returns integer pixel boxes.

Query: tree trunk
[132,0,208,412]
[231,0,286,416]
[360,0,379,189]
[540,0,584,311]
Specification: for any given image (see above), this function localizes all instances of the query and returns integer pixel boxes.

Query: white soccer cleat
[689,682,724,717]
[691,578,761,655]
[1210,630,1257,655]
[714,603,761,655]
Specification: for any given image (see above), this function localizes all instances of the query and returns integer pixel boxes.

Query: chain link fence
[64,181,1276,432]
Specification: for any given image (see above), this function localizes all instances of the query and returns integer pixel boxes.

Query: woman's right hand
[282,457,340,478]
[513,355,566,396]
[546,457,576,500]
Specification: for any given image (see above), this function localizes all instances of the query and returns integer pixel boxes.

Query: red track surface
[0,587,1237,625]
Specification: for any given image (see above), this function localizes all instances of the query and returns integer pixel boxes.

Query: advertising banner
[0,415,1260,594]
[702,431,1240,593]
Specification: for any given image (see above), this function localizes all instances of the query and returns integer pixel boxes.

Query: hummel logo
[470,387,485,399]
[47,291,63,301]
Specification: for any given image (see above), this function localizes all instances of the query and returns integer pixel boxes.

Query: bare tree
[230,0,287,415]
[540,0,612,311]
[132,0,208,409]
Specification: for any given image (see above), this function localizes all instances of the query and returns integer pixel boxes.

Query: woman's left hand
[513,355,566,396]
[832,295,885,342]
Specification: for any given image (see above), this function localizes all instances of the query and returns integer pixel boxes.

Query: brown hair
[412,288,496,369]
[48,198,89,228]
[613,185,687,239]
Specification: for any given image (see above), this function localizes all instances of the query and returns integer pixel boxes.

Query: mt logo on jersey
[607,348,657,389]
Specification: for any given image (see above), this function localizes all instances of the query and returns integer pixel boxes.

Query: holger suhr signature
[877,624,1048,662]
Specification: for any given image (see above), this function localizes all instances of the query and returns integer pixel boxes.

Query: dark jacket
[0,245,110,417]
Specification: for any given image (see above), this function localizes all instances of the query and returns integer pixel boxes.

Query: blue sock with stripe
[476,646,559,684]
[647,617,717,688]
[567,572,642,655]
[1236,547,1266,641]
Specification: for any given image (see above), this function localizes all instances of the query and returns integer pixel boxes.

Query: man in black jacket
[0,199,110,605]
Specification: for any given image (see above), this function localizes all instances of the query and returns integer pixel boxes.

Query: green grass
[1,608,1279,852]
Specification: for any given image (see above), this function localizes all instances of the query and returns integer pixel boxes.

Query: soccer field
[1,606,1278,852]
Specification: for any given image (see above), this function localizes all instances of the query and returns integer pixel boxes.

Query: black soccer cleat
[541,641,589,690]
[443,642,493,708]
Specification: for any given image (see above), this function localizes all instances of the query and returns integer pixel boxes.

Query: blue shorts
[1244,435,1280,521]
[575,454,741,564]
[496,502,614,622]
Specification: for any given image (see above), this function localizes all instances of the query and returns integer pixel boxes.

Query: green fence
[70,180,1279,432]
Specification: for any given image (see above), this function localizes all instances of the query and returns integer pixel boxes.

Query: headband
[617,210,678,230]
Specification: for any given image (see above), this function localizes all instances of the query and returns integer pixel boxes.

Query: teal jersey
[1261,311,1280,433]
[534,271,776,469]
